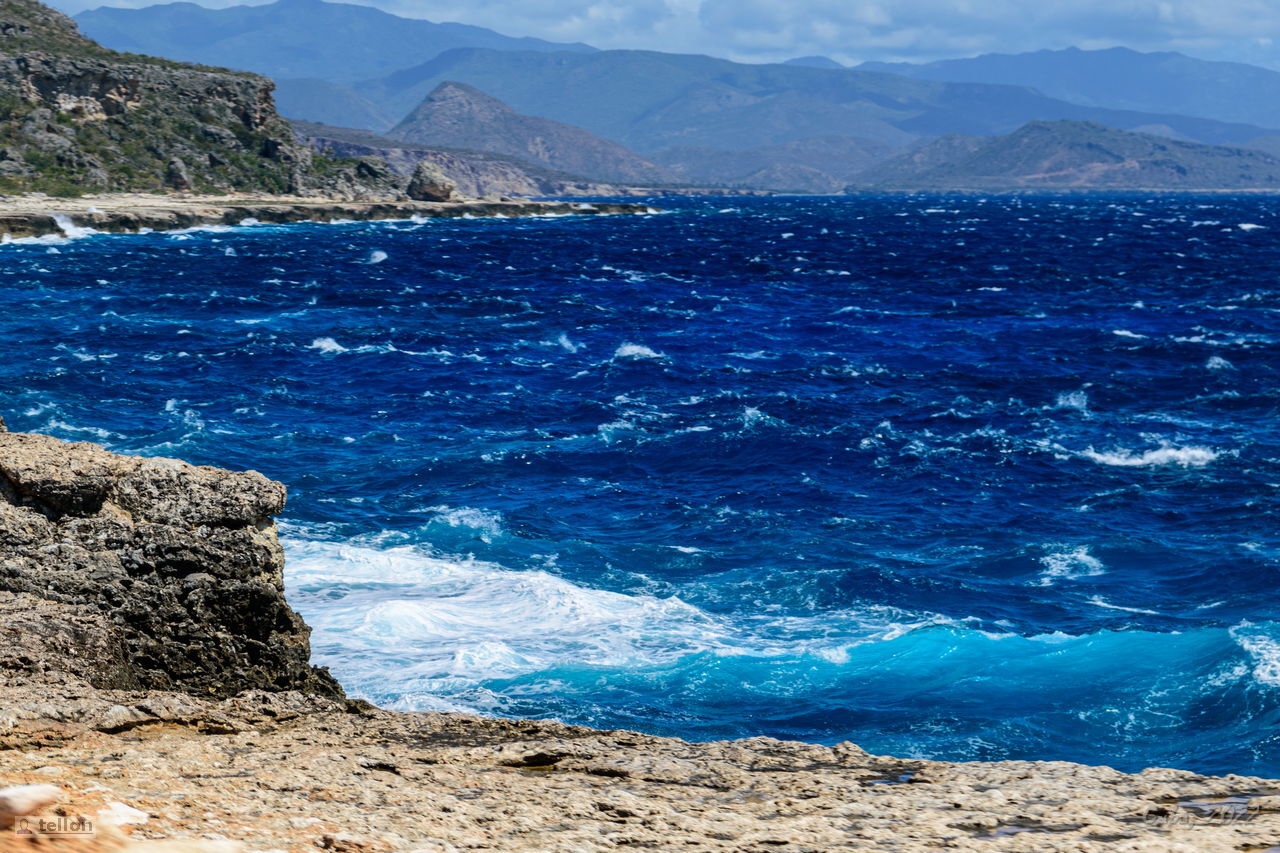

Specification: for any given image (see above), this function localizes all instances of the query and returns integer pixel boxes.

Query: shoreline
[2,429,1280,851]
[0,193,655,240]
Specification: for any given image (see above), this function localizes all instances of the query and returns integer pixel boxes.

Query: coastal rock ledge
[2,427,1280,853]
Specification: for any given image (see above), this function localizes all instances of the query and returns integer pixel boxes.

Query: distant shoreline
[0,193,655,241]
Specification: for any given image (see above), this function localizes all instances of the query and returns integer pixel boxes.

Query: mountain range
[851,121,1280,190]
[860,47,1280,132]
[61,0,1280,193]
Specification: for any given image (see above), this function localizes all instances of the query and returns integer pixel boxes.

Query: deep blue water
[2,195,1278,776]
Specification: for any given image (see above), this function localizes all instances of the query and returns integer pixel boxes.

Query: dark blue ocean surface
[2,195,1278,775]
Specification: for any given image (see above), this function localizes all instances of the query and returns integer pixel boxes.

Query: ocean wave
[282,535,952,705]
[1078,444,1225,468]
[1037,546,1106,585]
[614,342,665,360]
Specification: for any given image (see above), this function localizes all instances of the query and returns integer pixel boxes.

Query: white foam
[1238,223,1267,232]
[1053,390,1089,412]
[282,536,950,708]
[1231,623,1280,687]
[1079,444,1223,468]
[1087,596,1159,615]
[52,214,98,240]
[1037,546,1106,585]
[614,343,664,360]
[366,250,388,264]
[1112,329,1147,339]
[1206,355,1235,371]
[420,505,503,541]
[309,337,349,354]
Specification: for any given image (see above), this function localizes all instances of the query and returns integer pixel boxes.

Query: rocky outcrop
[0,423,339,698]
[0,0,406,198]
[4,681,1280,852]
[388,81,675,185]
[404,160,457,201]
[0,194,649,238]
[293,119,625,197]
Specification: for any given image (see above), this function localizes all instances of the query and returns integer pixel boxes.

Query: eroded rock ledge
[2,427,1279,853]
[0,195,653,240]
[0,421,339,698]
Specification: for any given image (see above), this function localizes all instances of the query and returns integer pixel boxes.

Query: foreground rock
[0,423,338,698]
[0,194,651,239]
[3,426,1280,852]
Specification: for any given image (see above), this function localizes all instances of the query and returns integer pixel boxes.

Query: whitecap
[309,337,349,354]
[1238,223,1267,232]
[1079,444,1223,468]
[366,250,388,264]
[282,536,953,708]
[1206,355,1235,371]
[1231,623,1280,688]
[1112,329,1147,339]
[1037,546,1106,585]
[613,343,664,360]
[1053,390,1089,412]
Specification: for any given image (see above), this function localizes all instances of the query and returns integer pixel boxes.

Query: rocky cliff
[0,420,339,698]
[388,81,674,186]
[293,118,623,197]
[0,0,401,197]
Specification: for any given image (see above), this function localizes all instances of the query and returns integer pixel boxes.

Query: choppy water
[2,195,1278,775]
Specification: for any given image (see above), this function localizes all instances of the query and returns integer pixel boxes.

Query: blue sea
[2,195,1278,776]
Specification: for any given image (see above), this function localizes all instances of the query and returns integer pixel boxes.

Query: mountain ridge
[388,80,674,185]
[859,47,1280,132]
[75,0,594,83]
[850,120,1280,190]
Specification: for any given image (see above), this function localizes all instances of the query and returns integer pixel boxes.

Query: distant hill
[860,47,1280,132]
[388,81,674,185]
[653,136,893,193]
[783,56,845,69]
[291,120,624,198]
[850,120,1280,190]
[358,48,1274,154]
[0,0,396,196]
[75,0,594,84]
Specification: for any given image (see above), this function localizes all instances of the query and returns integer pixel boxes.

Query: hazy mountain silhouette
[860,47,1280,131]
[75,0,594,83]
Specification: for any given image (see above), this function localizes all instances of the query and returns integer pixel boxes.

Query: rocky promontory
[3,426,1280,853]
[0,193,651,240]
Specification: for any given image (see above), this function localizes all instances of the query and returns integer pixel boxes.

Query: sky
[46,0,1280,68]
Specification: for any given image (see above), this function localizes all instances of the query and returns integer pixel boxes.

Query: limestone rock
[404,161,457,202]
[0,429,340,699]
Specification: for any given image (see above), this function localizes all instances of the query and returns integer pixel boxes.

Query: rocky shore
[3,425,1280,852]
[0,194,652,240]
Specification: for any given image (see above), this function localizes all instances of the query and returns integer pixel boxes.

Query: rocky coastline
[3,426,1280,852]
[0,194,652,240]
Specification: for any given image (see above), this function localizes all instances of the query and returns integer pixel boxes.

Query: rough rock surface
[3,682,1280,852]
[404,160,457,202]
[0,425,338,698]
[3,425,1280,852]
[292,119,627,198]
[388,82,676,186]
[0,0,411,199]
[0,193,650,239]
